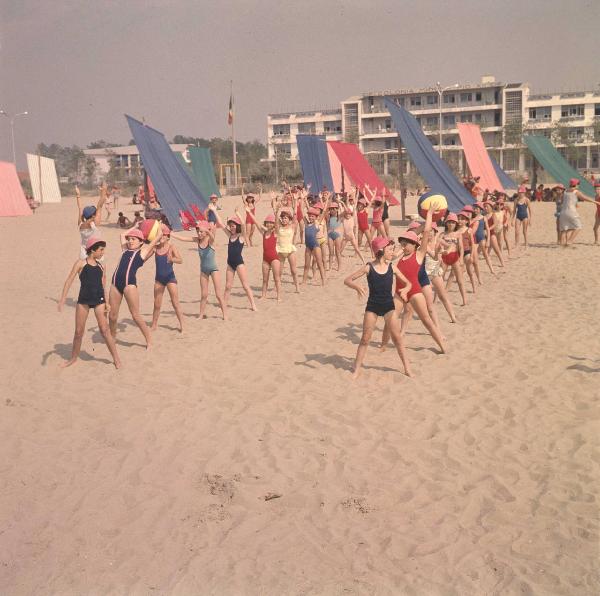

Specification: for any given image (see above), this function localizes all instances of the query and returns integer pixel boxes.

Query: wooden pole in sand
[397,134,406,221]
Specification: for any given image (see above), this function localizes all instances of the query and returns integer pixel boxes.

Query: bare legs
[151,281,184,332]
[328,236,342,271]
[259,259,282,301]
[200,271,228,319]
[225,264,257,311]
[62,304,121,368]
[109,285,152,348]
[302,247,326,286]
[352,310,411,379]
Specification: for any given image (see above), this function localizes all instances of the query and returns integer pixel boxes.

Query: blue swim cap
[82,205,96,219]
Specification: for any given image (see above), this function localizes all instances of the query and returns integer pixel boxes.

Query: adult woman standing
[559,179,600,247]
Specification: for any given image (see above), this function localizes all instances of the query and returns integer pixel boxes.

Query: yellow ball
[418,193,448,222]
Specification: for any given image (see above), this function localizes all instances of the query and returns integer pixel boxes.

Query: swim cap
[85,236,106,250]
[82,206,96,219]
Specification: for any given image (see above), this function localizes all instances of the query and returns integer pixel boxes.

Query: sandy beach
[0,197,598,595]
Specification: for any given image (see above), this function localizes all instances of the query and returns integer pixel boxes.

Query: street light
[435,83,459,157]
[0,109,29,165]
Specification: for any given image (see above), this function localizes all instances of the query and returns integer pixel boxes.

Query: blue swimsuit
[418,260,430,287]
[474,218,485,243]
[112,250,144,294]
[155,252,176,286]
[227,237,244,270]
[305,223,319,250]
[328,216,341,241]
[516,202,529,221]
[198,244,218,275]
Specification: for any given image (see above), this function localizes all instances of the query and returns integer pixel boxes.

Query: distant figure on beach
[559,178,600,247]
[76,183,107,259]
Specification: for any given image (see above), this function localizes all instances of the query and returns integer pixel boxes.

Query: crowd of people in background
[57,174,600,375]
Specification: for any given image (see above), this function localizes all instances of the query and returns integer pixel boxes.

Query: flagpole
[230,80,238,188]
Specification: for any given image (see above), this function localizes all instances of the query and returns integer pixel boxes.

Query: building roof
[83,144,188,157]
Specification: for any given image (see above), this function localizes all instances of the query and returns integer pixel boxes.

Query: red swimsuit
[263,233,279,264]
[245,207,256,225]
[396,252,422,299]
[357,210,369,232]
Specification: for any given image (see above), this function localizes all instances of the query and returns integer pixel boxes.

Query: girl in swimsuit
[151,225,184,333]
[456,211,477,294]
[245,209,282,301]
[339,199,366,264]
[172,219,228,320]
[275,206,300,293]
[381,205,447,353]
[356,197,373,256]
[409,221,457,328]
[76,183,107,259]
[215,207,257,311]
[243,191,259,247]
[370,197,386,239]
[294,185,307,245]
[470,203,496,277]
[513,187,532,249]
[326,202,344,271]
[58,238,121,369]
[484,201,505,267]
[382,197,391,238]
[301,203,327,286]
[344,236,412,379]
[439,213,467,306]
[108,226,163,348]
[497,199,513,258]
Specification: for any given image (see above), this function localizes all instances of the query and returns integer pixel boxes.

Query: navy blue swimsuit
[112,250,144,294]
[418,260,430,287]
[366,263,395,317]
[155,252,177,286]
[78,262,105,307]
[227,237,244,270]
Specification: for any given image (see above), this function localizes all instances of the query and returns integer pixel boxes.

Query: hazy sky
[1,0,599,167]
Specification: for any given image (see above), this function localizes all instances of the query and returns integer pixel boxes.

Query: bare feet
[60,358,77,368]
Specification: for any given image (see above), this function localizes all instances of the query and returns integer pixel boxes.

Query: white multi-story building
[266,76,600,177]
[83,144,189,182]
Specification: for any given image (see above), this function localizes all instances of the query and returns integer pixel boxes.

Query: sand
[0,196,599,595]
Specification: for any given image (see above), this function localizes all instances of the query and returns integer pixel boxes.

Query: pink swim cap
[125,229,144,241]
[264,213,275,223]
[372,236,393,253]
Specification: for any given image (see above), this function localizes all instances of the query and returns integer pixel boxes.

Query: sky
[1,0,599,167]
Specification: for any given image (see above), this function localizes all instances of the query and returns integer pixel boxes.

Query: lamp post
[435,83,458,157]
[0,109,29,165]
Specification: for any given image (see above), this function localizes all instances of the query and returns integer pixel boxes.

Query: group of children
[58,179,599,375]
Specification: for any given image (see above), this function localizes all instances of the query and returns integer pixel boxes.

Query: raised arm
[235,208,249,244]
[75,185,82,226]
[245,207,266,234]
[171,231,197,243]
[94,182,107,226]
[58,259,84,311]
[140,226,163,261]
[417,201,436,261]
[575,190,600,205]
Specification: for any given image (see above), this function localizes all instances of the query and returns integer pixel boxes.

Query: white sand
[0,196,598,595]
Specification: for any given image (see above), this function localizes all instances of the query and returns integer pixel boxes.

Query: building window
[276,143,291,157]
[476,92,482,101]
[460,114,473,122]
[443,94,456,104]
[460,93,472,102]
[568,128,584,141]
[324,121,342,133]
[426,116,437,126]
[561,105,584,118]
[273,124,290,136]
[410,96,422,106]
[529,107,551,120]
[475,113,482,123]
[426,95,437,105]
[443,115,456,126]
[595,104,600,116]
[385,119,392,131]
[298,122,316,134]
